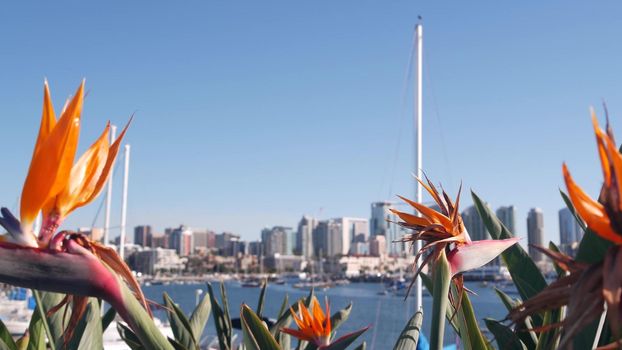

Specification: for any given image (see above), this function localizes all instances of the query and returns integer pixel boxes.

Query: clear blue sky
[1,2,621,245]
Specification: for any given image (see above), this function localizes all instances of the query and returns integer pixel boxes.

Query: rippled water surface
[143,281,508,349]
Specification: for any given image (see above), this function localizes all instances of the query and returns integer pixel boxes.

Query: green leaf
[559,190,586,231]
[535,309,560,350]
[220,283,233,340]
[322,327,368,350]
[67,298,104,350]
[393,310,422,350]
[353,342,366,350]
[37,292,68,348]
[117,322,145,350]
[0,339,14,350]
[164,292,197,350]
[26,307,45,350]
[484,319,525,350]
[576,228,612,264]
[256,280,267,318]
[0,318,17,350]
[31,291,55,350]
[207,282,231,350]
[421,273,459,335]
[117,280,174,350]
[241,304,281,350]
[548,242,565,277]
[493,289,537,349]
[277,295,289,319]
[275,295,291,349]
[189,290,211,341]
[430,249,451,350]
[102,306,117,332]
[450,284,491,350]
[15,335,28,350]
[270,298,300,336]
[560,189,611,264]
[472,191,547,326]
[168,337,188,350]
[329,303,352,336]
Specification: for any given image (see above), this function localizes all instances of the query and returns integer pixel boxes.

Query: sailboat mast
[120,144,131,259]
[414,22,423,311]
[103,125,117,246]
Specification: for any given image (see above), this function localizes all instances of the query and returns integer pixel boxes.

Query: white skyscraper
[297,216,317,258]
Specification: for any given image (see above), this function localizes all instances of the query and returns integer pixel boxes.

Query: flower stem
[430,249,451,350]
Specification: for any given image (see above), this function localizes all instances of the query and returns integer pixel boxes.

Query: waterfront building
[248,241,262,256]
[527,208,545,262]
[263,254,306,272]
[369,235,386,257]
[134,225,152,247]
[496,206,517,233]
[371,202,392,236]
[349,241,369,255]
[227,236,247,257]
[297,216,317,258]
[151,234,167,249]
[129,247,184,276]
[462,205,489,241]
[168,226,194,256]
[192,230,209,252]
[215,232,237,251]
[559,207,583,255]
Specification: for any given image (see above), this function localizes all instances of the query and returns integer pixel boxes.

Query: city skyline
[123,201,578,254]
[1,2,620,245]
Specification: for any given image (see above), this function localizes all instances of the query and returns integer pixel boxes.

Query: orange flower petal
[593,112,611,186]
[82,118,131,206]
[51,124,110,217]
[563,163,622,244]
[602,130,622,213]
[397,195,453,232]
[389,208,432,227]
[20,82,84,230]
[32,80,57,158]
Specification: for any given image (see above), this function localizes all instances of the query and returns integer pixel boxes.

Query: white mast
[103,125,117,246]
[120,144,131,259]
[414,21,423,311]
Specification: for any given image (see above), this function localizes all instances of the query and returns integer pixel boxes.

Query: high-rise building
[371,202,392,236]
[496,206,517,233]
[333,217,368,255]
[297,216,317,258]
[151,234,167,249]
[462,205,489,241]
[313,221,328,257]
[192,230,212,253]
[261,226,292,256]
[559,208,583,255]
[369,235,386,257]
[168,226,194,256]
[134,225,152,247]
[313,220,343,257]
[527,208,544,262]
[248,241,262,256]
